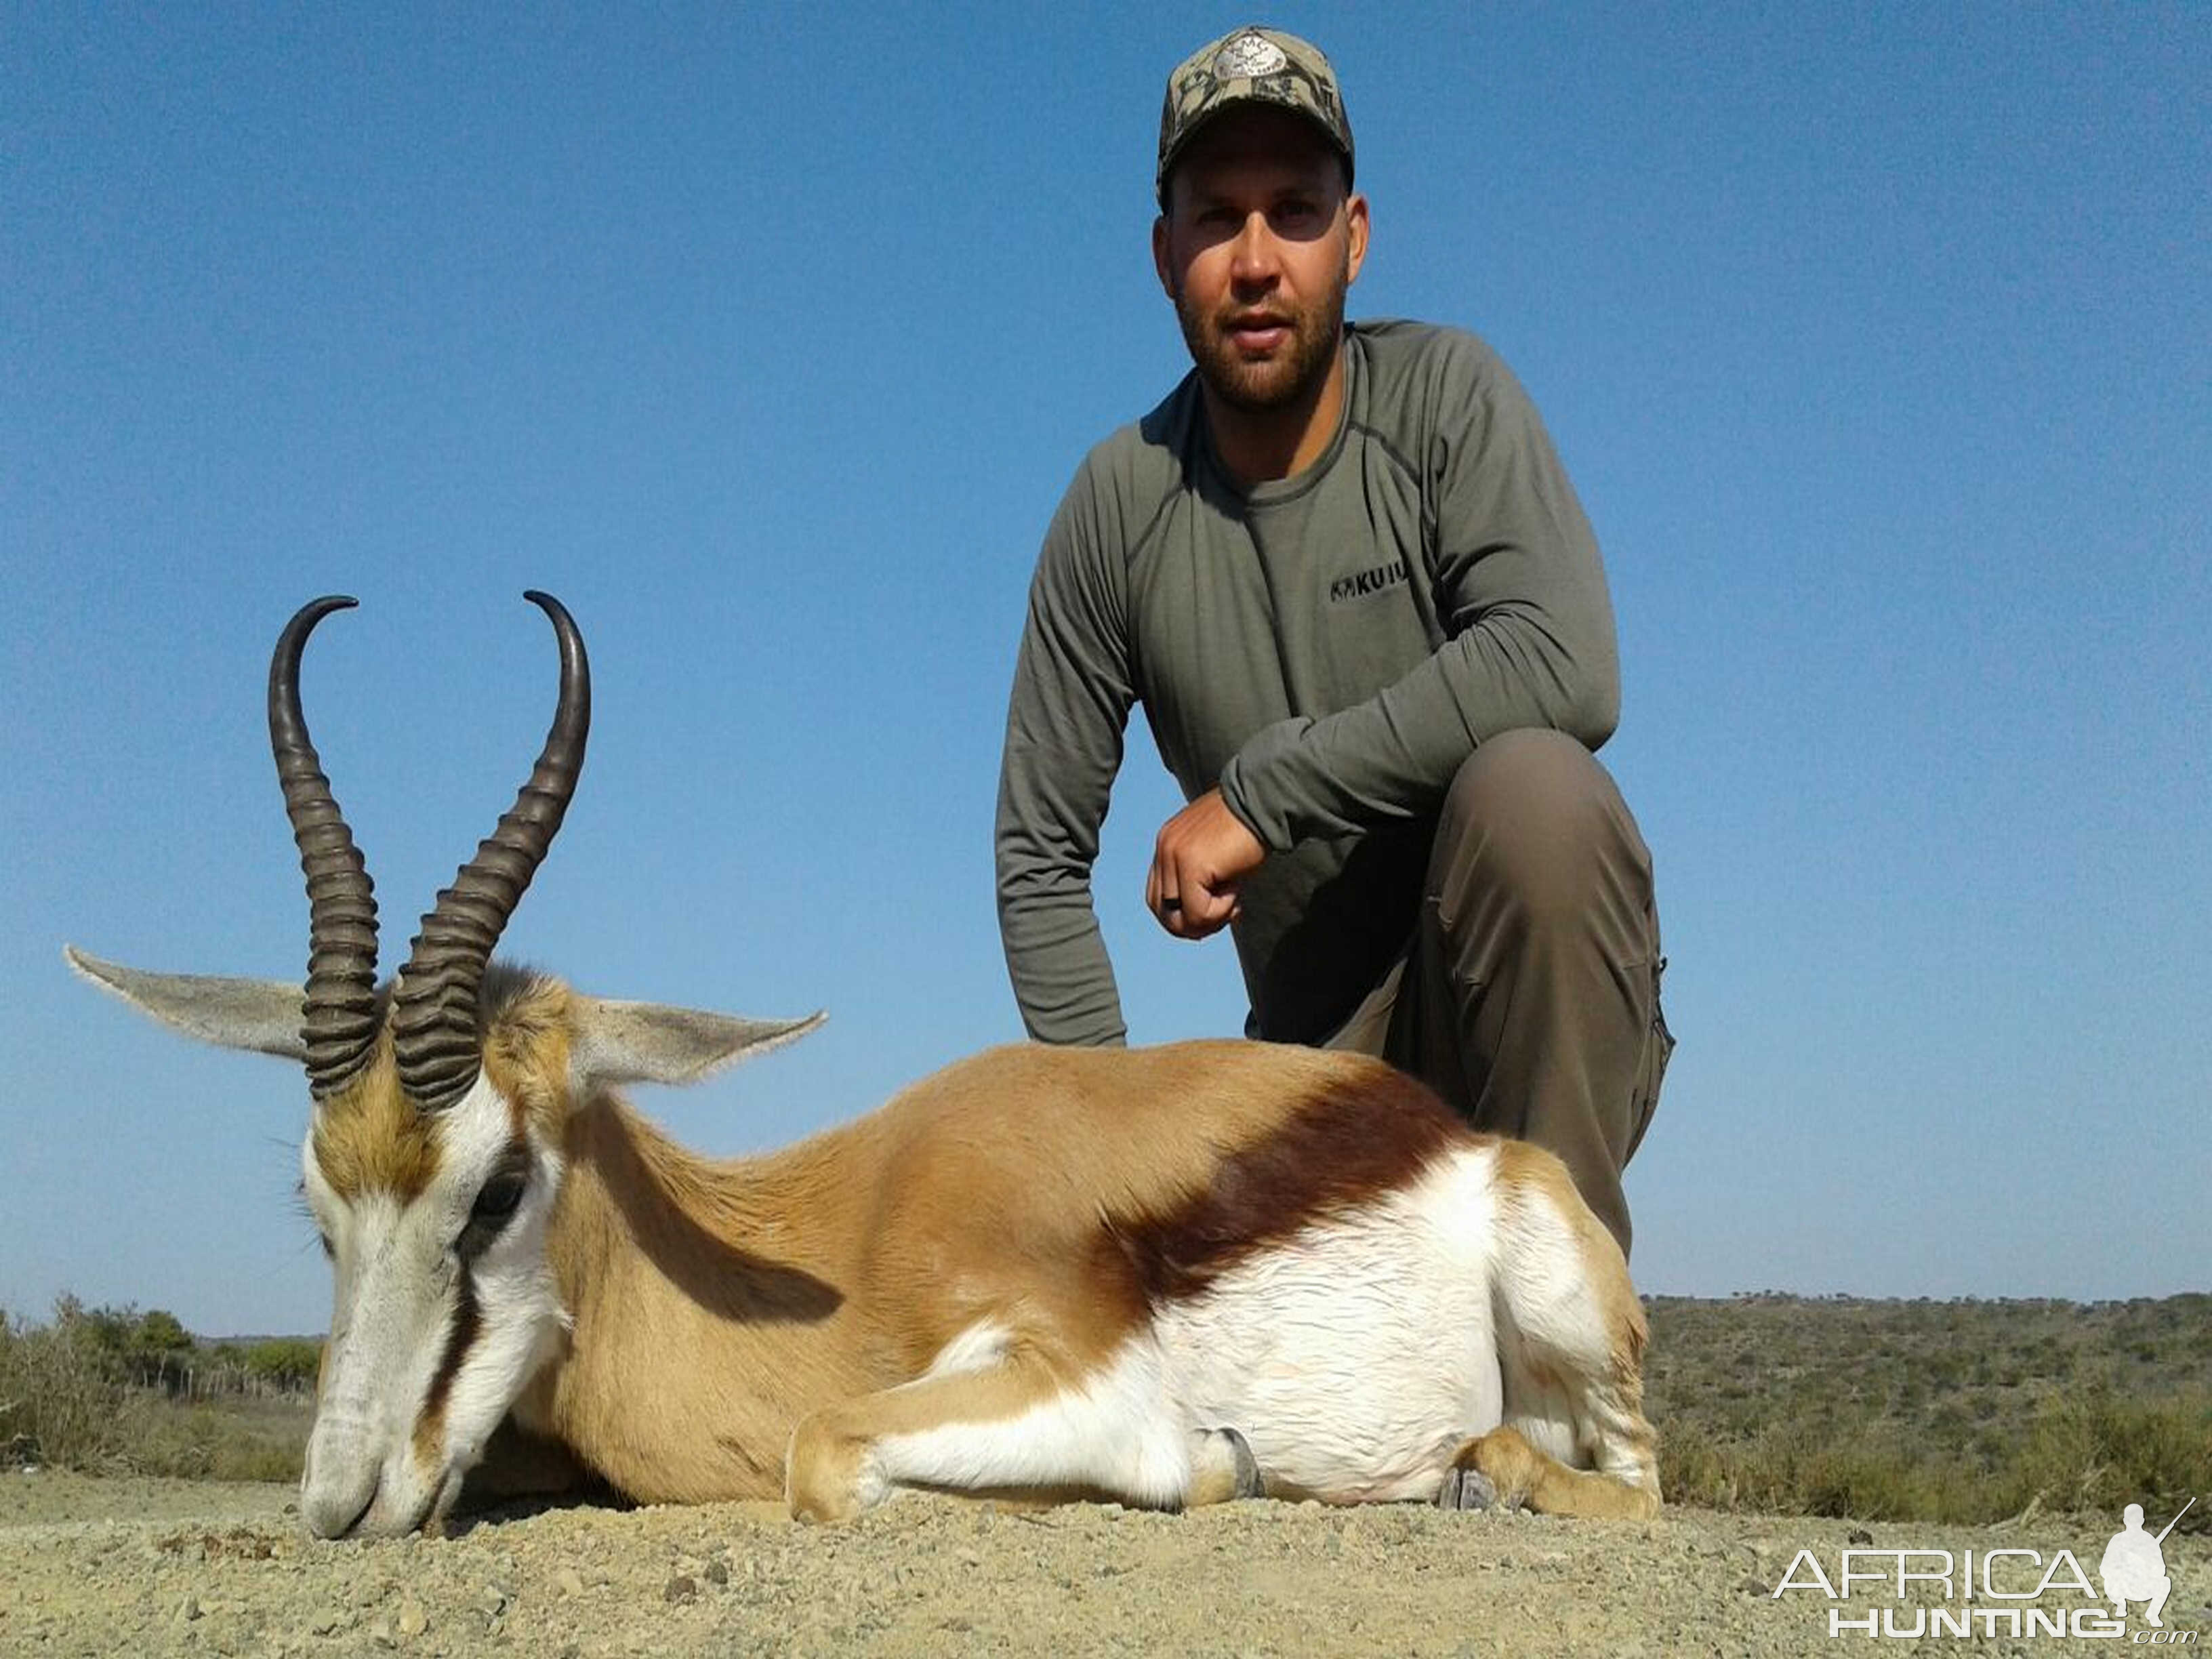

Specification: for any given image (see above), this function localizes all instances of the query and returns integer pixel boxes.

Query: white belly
[1153,1144,1504,1501]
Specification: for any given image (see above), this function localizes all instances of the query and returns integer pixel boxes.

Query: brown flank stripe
[1103,1062,1467,1307]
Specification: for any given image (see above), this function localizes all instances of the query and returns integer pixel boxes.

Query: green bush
[0,1298,141,1470]
[0,1297,310,1481]
[243,1337,321,1391]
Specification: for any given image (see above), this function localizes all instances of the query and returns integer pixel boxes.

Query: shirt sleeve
[1219,337,1620,851]
[994,460,1139,1045]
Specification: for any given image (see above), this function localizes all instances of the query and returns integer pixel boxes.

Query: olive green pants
[1324,729,1672,1258]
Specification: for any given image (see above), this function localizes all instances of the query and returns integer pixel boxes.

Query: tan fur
[411,1385,451,1469]
[518,1040,1370,1500]
[479,976,577,1145]
[1496,1139,1652,1376]
[309,975,578,1201]
[1454,1425,1661,1521]
[487,1021,1658,1522]
[310,1043,438,1202]
[787,1351,1073,1522]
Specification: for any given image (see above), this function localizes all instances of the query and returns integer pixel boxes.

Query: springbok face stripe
[413,1265,481,1465]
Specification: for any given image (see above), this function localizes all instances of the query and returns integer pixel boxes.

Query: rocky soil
[2,1471,2204,1657]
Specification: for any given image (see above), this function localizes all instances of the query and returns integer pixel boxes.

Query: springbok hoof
[1218,1427,1264,1500]
[1437,1465,1498,1511]
[1186,1426,1266,1506]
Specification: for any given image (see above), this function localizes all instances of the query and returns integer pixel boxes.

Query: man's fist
[1147,789,1266,940]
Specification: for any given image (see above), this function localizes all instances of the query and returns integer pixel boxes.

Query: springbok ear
[64,945,308,1061]
[569,996,825,1092]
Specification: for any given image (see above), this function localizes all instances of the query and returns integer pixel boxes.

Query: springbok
[67,594,1660,1538]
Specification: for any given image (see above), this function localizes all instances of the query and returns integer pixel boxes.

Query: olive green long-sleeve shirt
[996,320,1618,1046]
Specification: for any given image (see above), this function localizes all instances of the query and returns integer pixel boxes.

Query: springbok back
[68,594,1660,1536]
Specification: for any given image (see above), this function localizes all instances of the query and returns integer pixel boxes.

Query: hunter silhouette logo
[1771,1494,2200,1640]
[2103,1498,2192,1630]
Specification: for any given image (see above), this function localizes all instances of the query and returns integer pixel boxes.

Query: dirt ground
[2,1471,2204,1658]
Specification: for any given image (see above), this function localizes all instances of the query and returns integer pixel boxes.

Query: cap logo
[1214,33,1287,79]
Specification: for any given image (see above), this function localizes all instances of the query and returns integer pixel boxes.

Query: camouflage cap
[1156,26,1353,207]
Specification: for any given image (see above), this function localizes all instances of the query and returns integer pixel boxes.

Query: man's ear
[1152,213,1174,299]
[1344,191,1370,286]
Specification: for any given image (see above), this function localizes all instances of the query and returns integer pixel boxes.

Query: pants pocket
[1625,956,1675,1164]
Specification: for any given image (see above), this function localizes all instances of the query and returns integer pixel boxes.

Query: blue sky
[5,5,2205,1336]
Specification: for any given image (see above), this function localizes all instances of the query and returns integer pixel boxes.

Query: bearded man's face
[1155,108,1365,414]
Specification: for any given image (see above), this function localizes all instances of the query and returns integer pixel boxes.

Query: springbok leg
[786,1338,1244,1523]
[1439,1425,1660,1519]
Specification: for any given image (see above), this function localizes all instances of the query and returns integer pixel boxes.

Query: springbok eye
[474,1174,525,1221]
[458,1170,527,1258]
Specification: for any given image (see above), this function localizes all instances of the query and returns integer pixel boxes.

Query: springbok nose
[301,1456,380,1540]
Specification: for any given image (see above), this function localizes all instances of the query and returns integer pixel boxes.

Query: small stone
[475,1584,510,1617]
[310,1612,344,1637]
[396,1599,428,1639]
[703,1559,729,1586]
[175,1595,203,1624]
[556,1569,586,1599]
[663,1575,697,1604]
[369,1614,397,1650]
[1847,1527,1874,1546]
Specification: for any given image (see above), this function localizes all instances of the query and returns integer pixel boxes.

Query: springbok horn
[269,596,381,1097]
[391,591,589,1110]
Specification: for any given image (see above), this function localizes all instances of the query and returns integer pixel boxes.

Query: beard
[1173,257,1348,414]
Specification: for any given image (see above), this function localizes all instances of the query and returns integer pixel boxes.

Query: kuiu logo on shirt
[1330,560,1410,604]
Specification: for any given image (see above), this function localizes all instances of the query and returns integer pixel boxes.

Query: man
[994,26,1670,1254]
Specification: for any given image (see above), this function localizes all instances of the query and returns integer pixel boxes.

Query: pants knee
[1434,730,1650,926]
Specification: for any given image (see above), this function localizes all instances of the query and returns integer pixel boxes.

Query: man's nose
[1229,213,1279,287]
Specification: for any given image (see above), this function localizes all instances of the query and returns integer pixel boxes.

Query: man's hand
[1147,789,1265,940]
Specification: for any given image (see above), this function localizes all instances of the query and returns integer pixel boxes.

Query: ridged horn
[269,596,380,1097]
[390,591,589,1110]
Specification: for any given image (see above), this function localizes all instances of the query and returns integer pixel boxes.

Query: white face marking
[299,1073,569,1539]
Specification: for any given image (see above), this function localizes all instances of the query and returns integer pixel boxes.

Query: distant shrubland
[1645,1293,2211,1529]
[0,1298,312,1481]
